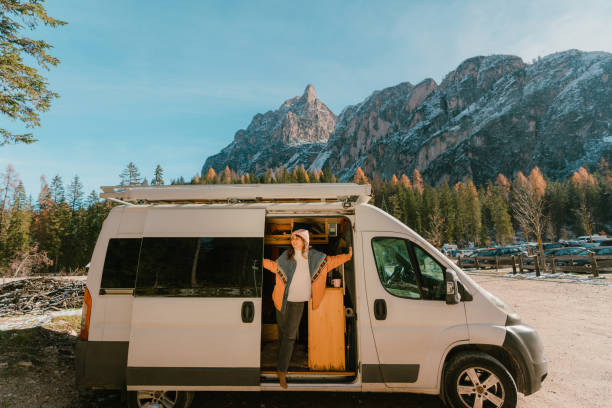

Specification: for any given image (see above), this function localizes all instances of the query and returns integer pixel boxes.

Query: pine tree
[66,175,84,212]
[32,175,52,256]
[0,1,67,145]
[403,187,421,233]
[488,185,514,244]
[119,162,142,186]
[437,181,455,243]
[47,200,70,273]
[453,181,481,246]
[321,166,335,183]
[545,180,568,239]
[170,176,186,185]
[49,174,65,203]
[294,165,309,183]
[0,165,19,231]
[3,182,31,270]
[151,165,165,185]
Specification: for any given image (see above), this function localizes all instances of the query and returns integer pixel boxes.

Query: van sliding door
[126,208,265,390]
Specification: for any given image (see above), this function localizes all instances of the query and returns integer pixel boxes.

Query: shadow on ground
[191,391,445,408]
[78,390,445,408]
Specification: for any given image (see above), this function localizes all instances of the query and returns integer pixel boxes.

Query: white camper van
[76,183,547,408]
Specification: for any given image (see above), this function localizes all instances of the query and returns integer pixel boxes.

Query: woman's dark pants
[275,301,305,373]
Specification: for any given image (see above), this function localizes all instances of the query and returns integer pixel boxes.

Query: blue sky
[2,0,611,199]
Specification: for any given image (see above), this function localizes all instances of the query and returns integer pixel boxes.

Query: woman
[263,228,352,389]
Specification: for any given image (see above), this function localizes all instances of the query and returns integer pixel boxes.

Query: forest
[1,158,610,276]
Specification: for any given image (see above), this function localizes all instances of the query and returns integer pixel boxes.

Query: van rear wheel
[127,390,195,408]
[444,352,517,408]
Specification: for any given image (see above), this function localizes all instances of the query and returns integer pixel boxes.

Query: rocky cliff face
[203,50,612,185]
[203,84,336,175]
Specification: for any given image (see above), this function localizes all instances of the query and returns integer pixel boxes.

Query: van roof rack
[100,183,372,204]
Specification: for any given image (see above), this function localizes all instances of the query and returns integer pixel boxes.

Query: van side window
[371,238,420,299]
[135,237,263,297]
[100,238,141,289]
[413,246,446,300]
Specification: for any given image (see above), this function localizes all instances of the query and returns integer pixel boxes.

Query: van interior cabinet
[308,287,345,371]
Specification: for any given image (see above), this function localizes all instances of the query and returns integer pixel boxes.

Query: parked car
[459,248,497,264]
[76,183,547,408]
[563,240,584,247]
[496,246,528,257]
[570,246,612,267]
[452,248,473,257]
[553,247,592,266]
[577,234,608,242]
[542,242,563,250]
[582,242,601,248]
[524,247,586,265]
[440,244,457,256]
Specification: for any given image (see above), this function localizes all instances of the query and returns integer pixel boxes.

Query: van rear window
[100,238,142,289]
[134,237,263,297]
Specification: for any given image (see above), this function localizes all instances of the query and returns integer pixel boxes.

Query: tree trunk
[536,233,546,273]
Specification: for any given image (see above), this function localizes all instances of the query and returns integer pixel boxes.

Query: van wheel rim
[456,367,505,408]
[136,390,179,408]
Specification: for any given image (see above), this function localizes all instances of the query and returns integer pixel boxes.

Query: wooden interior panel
[308,288,345,371]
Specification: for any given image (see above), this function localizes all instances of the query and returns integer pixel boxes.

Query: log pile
[0,278,85,317]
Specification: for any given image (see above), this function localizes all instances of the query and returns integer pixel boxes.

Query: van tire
[127,390,195,408]
[444,352,517,408]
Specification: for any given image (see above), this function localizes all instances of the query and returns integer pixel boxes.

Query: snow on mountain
[202,50,612,185]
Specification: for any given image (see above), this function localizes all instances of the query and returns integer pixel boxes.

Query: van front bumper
[75,340,129,390]
[502,324,548,395]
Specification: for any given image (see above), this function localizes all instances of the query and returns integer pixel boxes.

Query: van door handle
[241,301,255,323]
[374,299,387,320]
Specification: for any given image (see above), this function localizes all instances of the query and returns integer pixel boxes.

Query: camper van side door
[362,232,469,390]
[126,208,265,390]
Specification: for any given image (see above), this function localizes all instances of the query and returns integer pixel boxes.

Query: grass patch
[43,314,81,334]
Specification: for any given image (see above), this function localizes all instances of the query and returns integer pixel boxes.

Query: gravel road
[471,273,612,408]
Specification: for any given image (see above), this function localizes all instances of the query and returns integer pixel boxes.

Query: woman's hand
[348,246,353,258]
[263,258,278,272]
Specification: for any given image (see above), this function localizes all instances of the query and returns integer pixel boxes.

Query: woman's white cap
[292,229,310,246]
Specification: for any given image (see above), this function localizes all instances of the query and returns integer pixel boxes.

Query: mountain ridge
[203,49,612,184]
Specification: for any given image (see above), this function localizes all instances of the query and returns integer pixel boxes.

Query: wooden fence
[456,254,612,278]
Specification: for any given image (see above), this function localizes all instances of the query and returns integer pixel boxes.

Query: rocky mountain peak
[440,54,525,91]
[202,84,337,175]
[203,50,612,186]
[302,84,317,103]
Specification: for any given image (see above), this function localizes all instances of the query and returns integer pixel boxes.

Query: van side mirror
[445,269,461,305]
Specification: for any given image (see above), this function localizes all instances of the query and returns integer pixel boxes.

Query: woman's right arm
[263,259,279,273]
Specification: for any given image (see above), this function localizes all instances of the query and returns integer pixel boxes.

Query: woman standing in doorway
[262,229,352,389]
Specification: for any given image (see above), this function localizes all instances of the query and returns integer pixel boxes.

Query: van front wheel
[127,390,195,408]
[444,352,517,408]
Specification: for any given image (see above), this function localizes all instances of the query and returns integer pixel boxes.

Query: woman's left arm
[325,246,353,271]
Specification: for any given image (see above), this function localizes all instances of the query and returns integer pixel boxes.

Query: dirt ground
[471,272,612,408]
[0,273,610,408]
